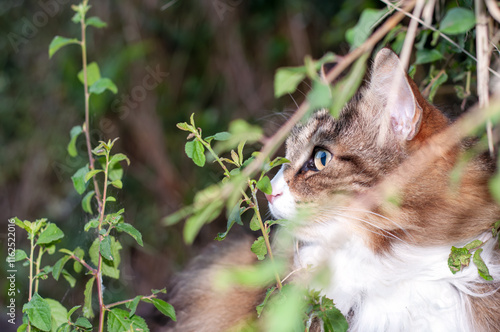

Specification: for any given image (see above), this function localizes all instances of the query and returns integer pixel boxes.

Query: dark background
[0,0,396,328]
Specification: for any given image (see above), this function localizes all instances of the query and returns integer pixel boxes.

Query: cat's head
[267,49,497,247]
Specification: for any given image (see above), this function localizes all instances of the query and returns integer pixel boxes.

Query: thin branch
[485,0,500,23]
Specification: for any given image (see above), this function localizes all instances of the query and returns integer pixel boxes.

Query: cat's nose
[265,191,282,204]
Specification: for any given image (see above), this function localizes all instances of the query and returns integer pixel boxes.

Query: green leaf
[13,249,28,262]
[464,239,483,251]
[108,159,123,182]
[83,277,95,319]
[67,305,81,320]
[67,126,83,157]
[448,246,471,274]
[44,299,67,332]
[48,36,79,58]
[126,296,142,317]
[215,203,244,241]
[81,190,95,214]
[23,293,52,331]
[37,223,64,246]
[52,256,70,281]
[187,140,206,167]
[345,8,388,49]
[86,16,107,28]
[100,235,114,261]
[89,236,121,279]
[307,79,333,111]
[176,122,192,131]
[440,8,475,35]
[251,236,267,260]
[115,223,144,246]
[110,153,130,166]
[107,308,149,332]
[329,53,369,116]
[109,179,123,189]
[89,78,118,95]
[249,213,261,231]
[84,218,99,231]
[151,288,167,295]
[319,297,349,332]
[78,62,101,86]
[215,119,263,153]
[72,165,89,195]
[274,67,306,98]
[473,248,493,280]
[148,298,176,321]
[74,317,92,329]
[214,131,231,141]
[61,270,76,288]
[256,176,272,195]
[256,287,276,317]
[85,170,102,183]
[415,49,444,65]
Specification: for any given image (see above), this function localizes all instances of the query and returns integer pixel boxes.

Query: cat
[158,48,500,331]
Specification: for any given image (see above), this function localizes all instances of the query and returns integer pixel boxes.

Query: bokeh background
[1,0,471,329]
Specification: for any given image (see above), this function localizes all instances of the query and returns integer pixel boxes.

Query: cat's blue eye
[313,149,332,171]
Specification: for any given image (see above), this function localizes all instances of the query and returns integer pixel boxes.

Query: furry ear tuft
[371,48,422,141]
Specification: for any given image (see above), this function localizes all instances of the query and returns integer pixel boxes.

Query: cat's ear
[370,48,423,141]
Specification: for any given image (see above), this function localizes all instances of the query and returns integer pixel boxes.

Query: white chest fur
[295,235,477,332]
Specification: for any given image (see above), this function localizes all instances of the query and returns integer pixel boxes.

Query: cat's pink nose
[265,191,282,204]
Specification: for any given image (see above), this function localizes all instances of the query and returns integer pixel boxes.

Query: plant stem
[80,2,103,212]
[28,234,35,301]
[96,151,110,332]
[70,255,97,274]
[197,133,231,177]
[249,181,282,290]
[34,248,44,294]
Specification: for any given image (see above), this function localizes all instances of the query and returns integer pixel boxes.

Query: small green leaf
[249,213,261,231]
[184,200,224,244]
[86,16,107,28]
[473,248,493,280]
[176,122,192,131]
[213,131,231,141]
[13,249,28,262]
[107,308,148,332]
[37,223,64,246]
[428,71,448,103]
[83,277,95,319]
[61,270,76,288]
[100,235,114,261]
[89,236,121,279]
[440,8,475,35]
[84,218,99,231]
[109,179,123,189]
[81,190,95,214]
[192,140,206,167]
[126,296,142,317]
[251,236,267,260]
[78,62,101,86]
[74,317,92,329]
[145,298,176,321]
[257,176,272,195]
[72,165,89,195]
[67,305,81,320]
[110,153,130,166]
[115,223,144,246]
[52,256,70,281]
[415,49,444,65]
[23,293,52,331]
[49,36,79,58]
[151,288,167,295]
[448,246,471,274]
[67,126,83,157]
[274,67,307,98]
[464,239,483,251]
[89,78,118,95]
[85,170,102,183]
[215,203,244,241]
[256,287,276,317]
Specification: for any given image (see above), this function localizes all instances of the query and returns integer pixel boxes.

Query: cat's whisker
[335,206,415,241]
